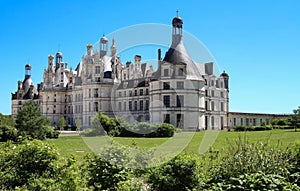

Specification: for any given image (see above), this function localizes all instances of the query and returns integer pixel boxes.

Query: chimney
[158,48,161,61]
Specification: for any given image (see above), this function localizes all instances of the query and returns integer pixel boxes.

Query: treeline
[0,138,299,190]
[82,111,177,138]
[0,101,59,142]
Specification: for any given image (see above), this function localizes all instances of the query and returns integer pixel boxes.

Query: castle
[12,15,231,130]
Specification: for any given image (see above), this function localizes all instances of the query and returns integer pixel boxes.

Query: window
[211,101,214,111]
[54,98,56,102]
[145,100,149,110]
[123,74,126,80]
[134,90,137,96]
[164,114,170,123]
[129,90,132,96]
[140,89,143,96]
[53,110,56,114]
[241,118,244,125]
[220,82,224,88]
[177,81,184,89]
[89,102,91,112]
[205,90,208,96]
[233,118,236,126]
[178,68,184,76]
[253,118,256,126]
[221,102,224,111]
[94,88,99,98]
[176,95,184,107]
[211,90,214,97]
[118,102,122,110]
[246,118,249,126]
[95,66,101,74]
[124,91,126,96]
[163,95,170,107]
[134,101,138,111]
[211,116,214,129]
[18,101,22,105]
[221,116,224,129]
[163,82,170,90]
[139,100,143,110]
[129,101,132,111]
[205,101,208,110]
[96,77,101,82]
[164,69,169,76]
[118,91,122,97]
[177,114,183,128]
[220,92,224,98]
[94,102,98,112]
[146,88,149,95]
[89,89,91,98]
[123,102,126,111]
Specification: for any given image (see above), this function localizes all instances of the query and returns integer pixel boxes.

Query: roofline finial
[176,9,179,17]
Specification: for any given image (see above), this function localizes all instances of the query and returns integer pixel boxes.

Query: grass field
[46,129,300,160]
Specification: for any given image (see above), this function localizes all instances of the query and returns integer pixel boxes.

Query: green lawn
[46,129,300,160]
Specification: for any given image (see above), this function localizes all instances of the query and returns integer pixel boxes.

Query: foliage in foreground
[0,135,300,190]
[0,140,87,190]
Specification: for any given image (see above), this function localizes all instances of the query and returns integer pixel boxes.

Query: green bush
[148,154,204,191]
[0,140,87,190]
[86,111,177,138]
[234,125,272,131]
[85,154,132,190]
[206,139,299,190]
[0,125,18,142]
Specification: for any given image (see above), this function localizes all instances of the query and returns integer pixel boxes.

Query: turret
[23,64,33,93]
[87,44,93,56]
[100,36,108,58]
[110,38,116,56]
[48,55,54,72]
[55,51,63,70]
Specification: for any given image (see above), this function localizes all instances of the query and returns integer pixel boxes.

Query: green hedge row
[234,125,295,131]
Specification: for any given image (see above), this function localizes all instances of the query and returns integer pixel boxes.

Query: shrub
[206,138,299,190]
[88,111,177,138]
[0,125,18,142]
[0,140,59,189]
[85,153,131,190]
[0,140,87,190]
[148,154,204,191]
[234,125,272,131]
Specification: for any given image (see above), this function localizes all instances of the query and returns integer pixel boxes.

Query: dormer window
[164,69,169,76]
[178,68,184,76]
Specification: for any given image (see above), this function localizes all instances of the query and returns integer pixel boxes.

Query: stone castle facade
[12,16,230,130]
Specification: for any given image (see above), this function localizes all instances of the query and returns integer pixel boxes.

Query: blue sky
[0,0,299,115]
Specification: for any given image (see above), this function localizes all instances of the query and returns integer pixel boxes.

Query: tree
[0,113,15,127]
[15,101,50,138]
[75,118,82,132]
[58,116,66,131]
[291,106,300,132]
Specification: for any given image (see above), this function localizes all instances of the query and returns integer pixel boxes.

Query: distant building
[12,15,231,130]
[228,112,291,127]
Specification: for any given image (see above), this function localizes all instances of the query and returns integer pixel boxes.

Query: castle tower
[48,55,54,72]
[110,38,116,57]
[100,36,108,58]
[87,44,93,56]
[23,64,33,94]
[55,52,62,70]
